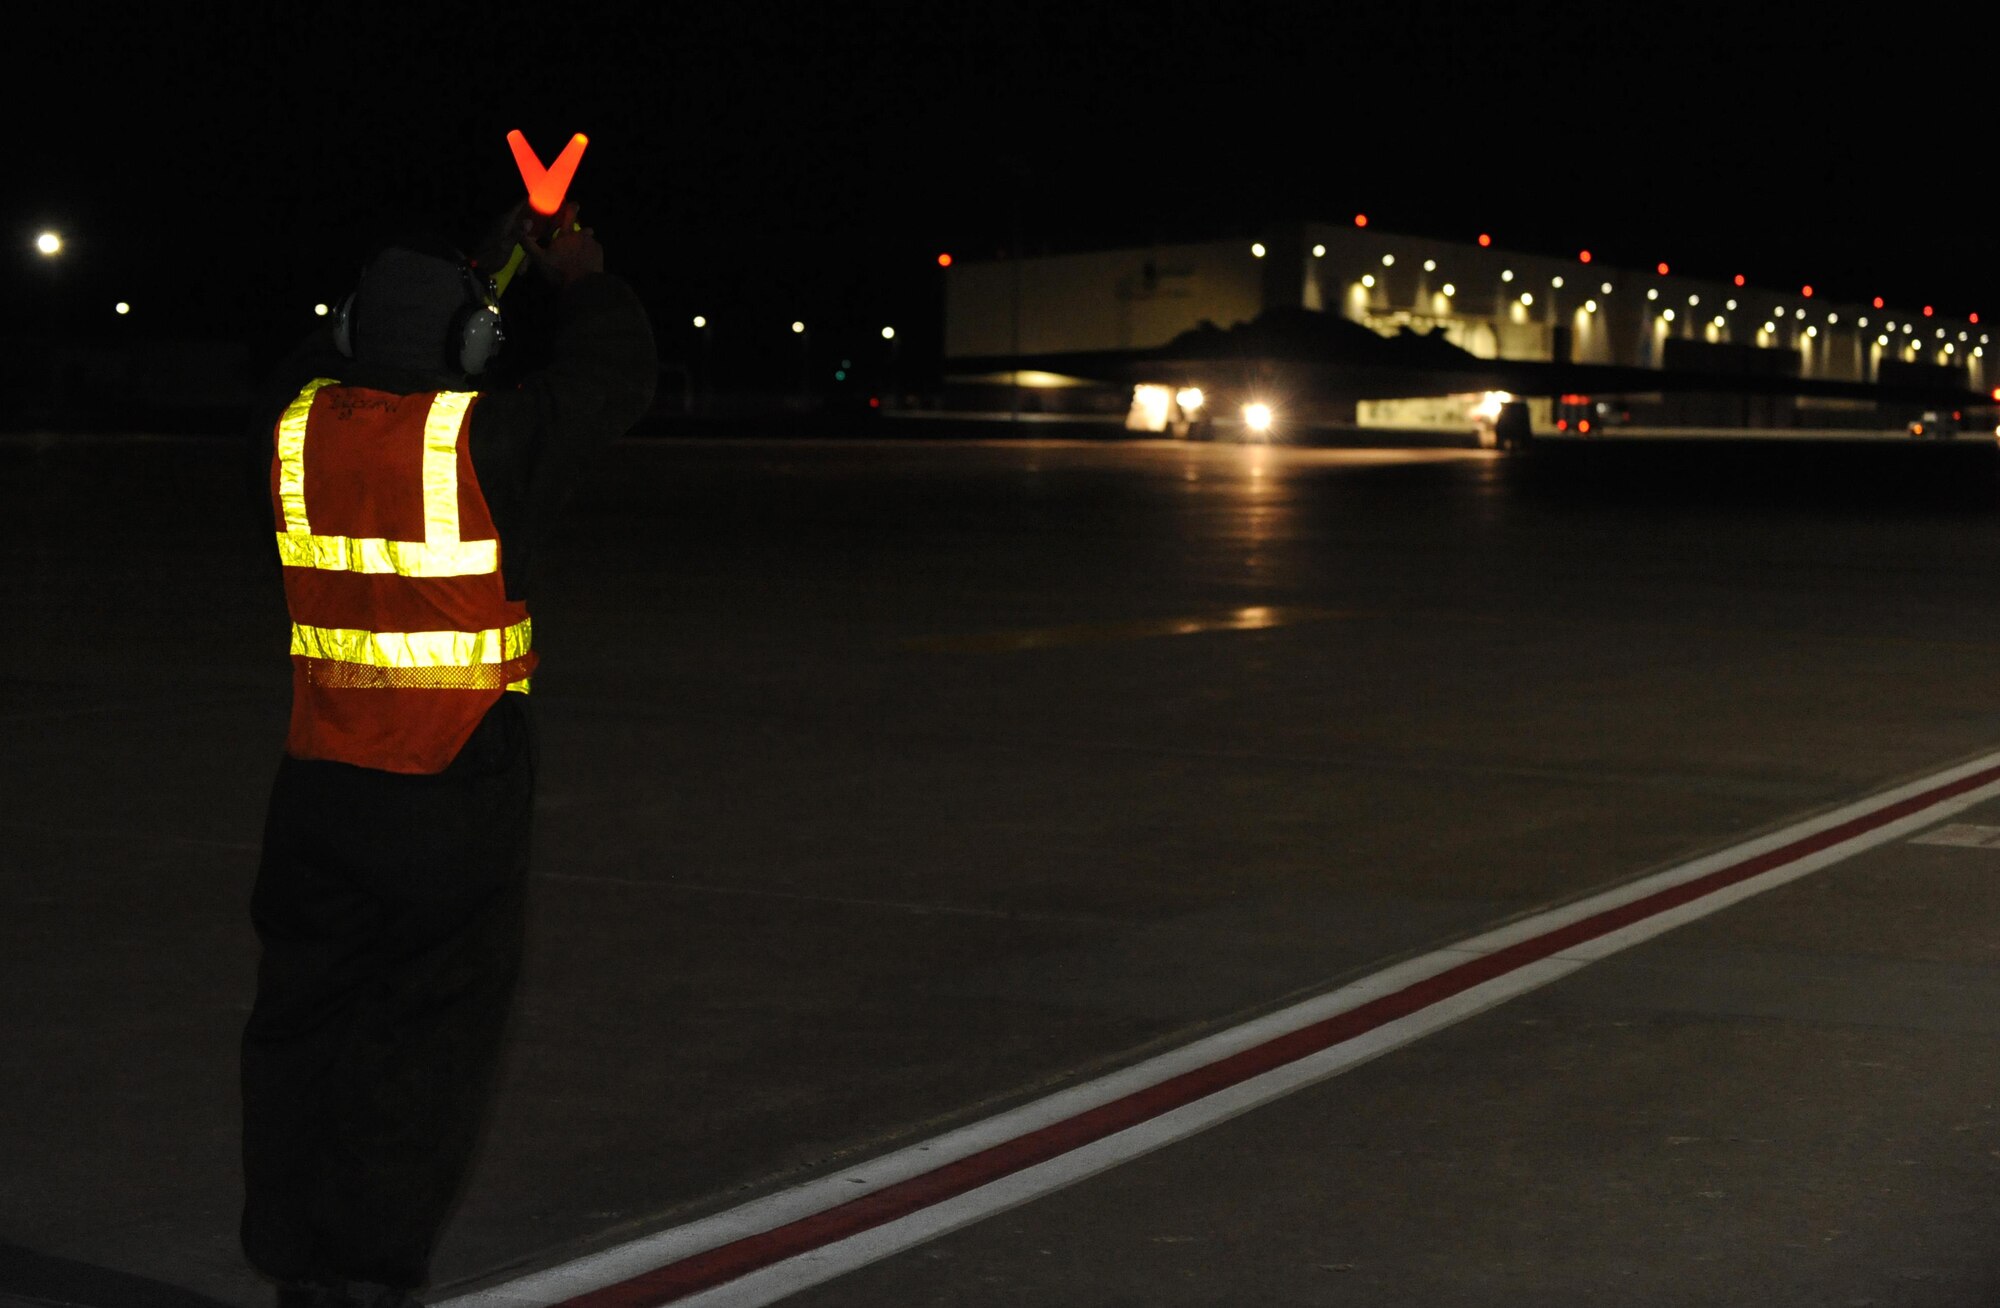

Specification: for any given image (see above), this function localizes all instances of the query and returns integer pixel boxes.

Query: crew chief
[238,208,655,1307]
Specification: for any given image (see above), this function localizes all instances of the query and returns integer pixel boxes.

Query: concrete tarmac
[7,430,2000,1306]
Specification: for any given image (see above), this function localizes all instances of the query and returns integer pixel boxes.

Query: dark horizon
[12,2,1993,383]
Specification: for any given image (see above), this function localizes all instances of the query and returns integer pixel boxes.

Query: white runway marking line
[437,749,2000,1308]
[1910,822,2000,848]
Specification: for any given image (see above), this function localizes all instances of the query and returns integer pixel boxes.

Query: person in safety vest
[237,204,655,1308]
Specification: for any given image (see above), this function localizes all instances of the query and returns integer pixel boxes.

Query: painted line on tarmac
[438,748,2000,1308]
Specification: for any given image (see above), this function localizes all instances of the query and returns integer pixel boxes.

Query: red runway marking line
[556,760,2000,1308]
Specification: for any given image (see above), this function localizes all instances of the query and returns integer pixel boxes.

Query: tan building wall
[943,241,1263,359]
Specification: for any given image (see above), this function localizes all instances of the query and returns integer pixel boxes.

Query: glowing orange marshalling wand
[508,130,589,215]
[493,130,590,296]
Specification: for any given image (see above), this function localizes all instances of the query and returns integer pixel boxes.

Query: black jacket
[245,271,657,605]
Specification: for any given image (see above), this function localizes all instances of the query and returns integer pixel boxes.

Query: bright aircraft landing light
[1131,384,1171,432]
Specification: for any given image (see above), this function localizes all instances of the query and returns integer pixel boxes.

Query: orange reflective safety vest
[270,378,535,774]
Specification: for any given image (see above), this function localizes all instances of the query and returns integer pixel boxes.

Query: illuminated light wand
[491,129,589,296]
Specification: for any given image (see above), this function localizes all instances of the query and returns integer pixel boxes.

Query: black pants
[241,696,535,1290]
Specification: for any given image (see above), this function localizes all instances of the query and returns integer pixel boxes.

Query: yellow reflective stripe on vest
[274,383,496,577]
[423,390,476,548]
[275,377,335,535]
[273,533,497,576]
[290,617,533,668]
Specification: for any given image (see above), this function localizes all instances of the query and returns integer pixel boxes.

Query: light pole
[1008,202,1024,430]
[935,252,953,406]
[31,229,67,421]
[693,315,712,413]
[882,325,898,404]
[1010,176,1023,428]
[32,229,66,318]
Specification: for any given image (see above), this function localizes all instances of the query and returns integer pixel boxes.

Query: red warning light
[1556,418,1568,431]
[1354,213,1368,228]
[1478,233,1492,247]
[1578,250,1592,263]
[1733,274,1746,287]
[937,252,953,268]
[507,130,589,216]
[1972,312,1982,325]
[1991,387,1999,402]
[1873,296,1885,309]
[1656,262,1670,276]
[1801,285,1813,298]
[1924,305,1935,317]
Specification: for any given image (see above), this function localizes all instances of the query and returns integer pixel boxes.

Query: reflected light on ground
[904,604,1347,654]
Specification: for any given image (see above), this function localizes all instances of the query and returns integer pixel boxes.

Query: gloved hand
[522,200,604,287]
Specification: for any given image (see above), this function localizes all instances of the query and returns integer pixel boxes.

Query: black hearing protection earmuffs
[331,243,506,376]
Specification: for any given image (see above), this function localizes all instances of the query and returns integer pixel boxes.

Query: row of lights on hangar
[1244,215,1981,339]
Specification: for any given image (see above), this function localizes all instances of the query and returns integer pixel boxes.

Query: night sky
[11,1,1989,385]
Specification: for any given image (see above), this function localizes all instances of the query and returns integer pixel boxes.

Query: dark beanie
[347,236,479,373]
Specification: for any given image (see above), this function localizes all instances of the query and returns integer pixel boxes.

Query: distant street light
[35,231,62,257]
[114,302,130,316]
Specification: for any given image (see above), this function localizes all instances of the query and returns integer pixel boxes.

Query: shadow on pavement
[0,1242,242,1308]
[1501,437,2000,513]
